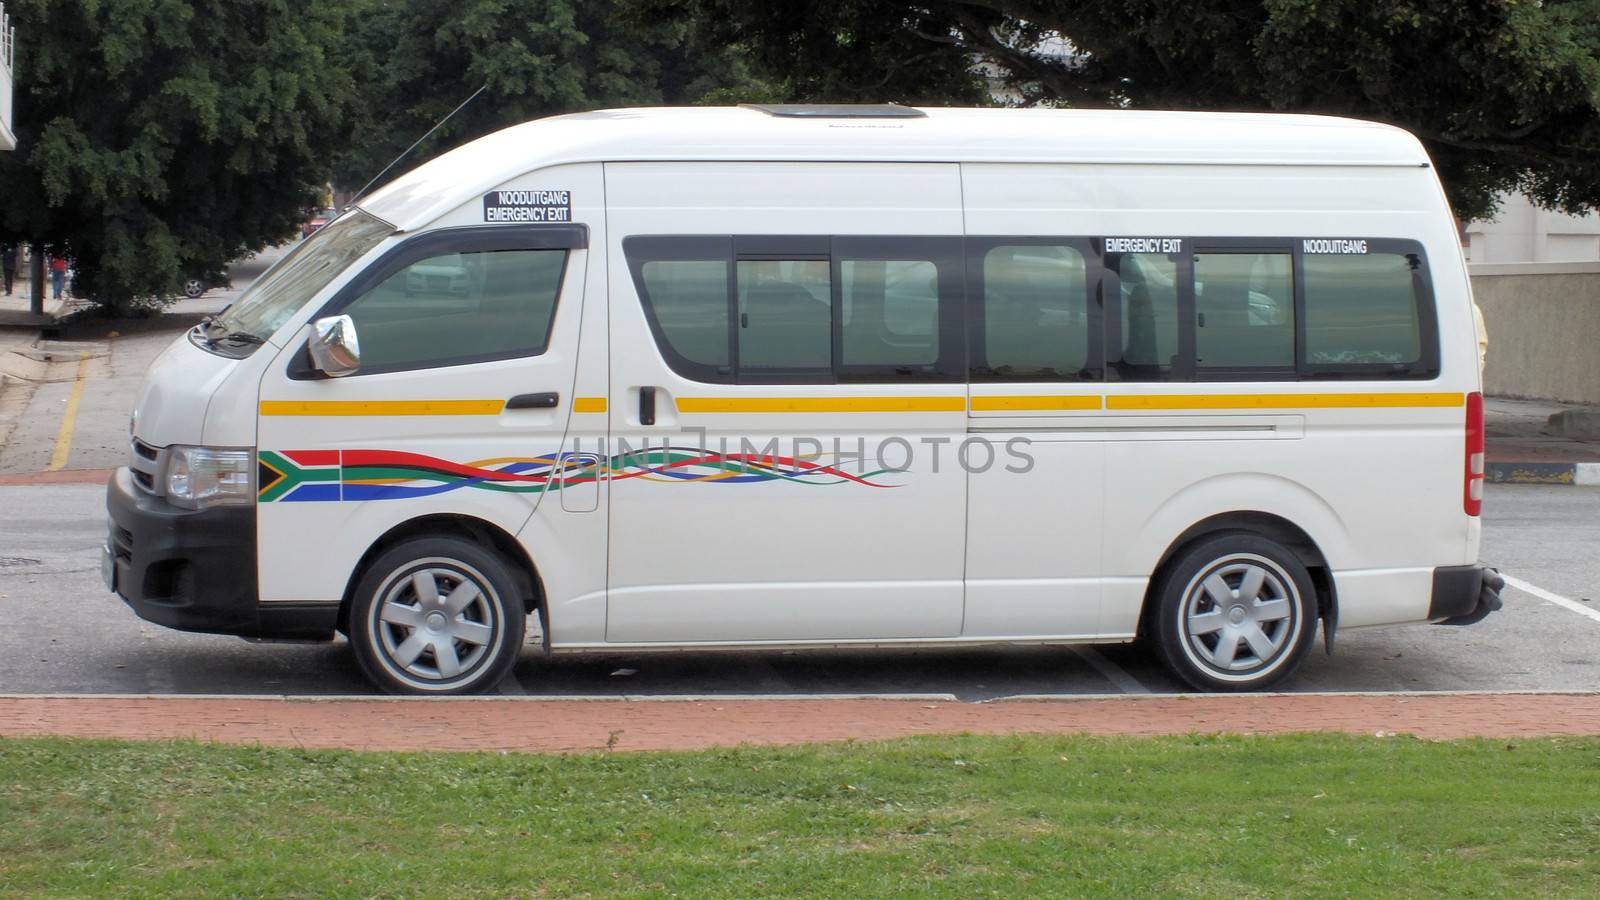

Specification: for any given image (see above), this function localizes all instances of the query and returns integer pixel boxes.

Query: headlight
[165,446,255,509]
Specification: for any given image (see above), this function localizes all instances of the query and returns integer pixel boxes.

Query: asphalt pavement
[0,479,1594,698]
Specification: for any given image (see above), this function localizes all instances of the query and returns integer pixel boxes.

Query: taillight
[1464,391,1484,516]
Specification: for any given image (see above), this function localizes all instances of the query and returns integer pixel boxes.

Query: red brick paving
[0,468,114,486]
[1,693,1597,753]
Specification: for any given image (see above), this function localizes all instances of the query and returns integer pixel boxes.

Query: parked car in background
[178,268,231,299]
[301,208,339,239]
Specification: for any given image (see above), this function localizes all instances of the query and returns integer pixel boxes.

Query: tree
[631,0,1600,221]
[0,0,365,310]
[333,0,776,195]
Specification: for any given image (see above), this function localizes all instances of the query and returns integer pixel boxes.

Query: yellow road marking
[46,353,90,472]
[573,397,608,413]
[1105,392,1465,411]
[676,396,966,413]
[971,395,1103,411]
[259,399,506,417]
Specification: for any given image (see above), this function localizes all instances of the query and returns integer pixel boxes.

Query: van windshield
[207,209,393,347]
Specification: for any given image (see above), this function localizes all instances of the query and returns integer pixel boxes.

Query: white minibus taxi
[105,105,1503,694]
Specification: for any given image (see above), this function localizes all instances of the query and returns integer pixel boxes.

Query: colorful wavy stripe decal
[257,448,899,502]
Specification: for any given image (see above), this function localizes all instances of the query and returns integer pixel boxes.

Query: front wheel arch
[337,514,544,638]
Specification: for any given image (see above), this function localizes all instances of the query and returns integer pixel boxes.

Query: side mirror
[308,314,361,377]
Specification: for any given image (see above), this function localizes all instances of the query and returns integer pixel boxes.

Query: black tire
[1150,532,1318,692]
[349,536,526,694]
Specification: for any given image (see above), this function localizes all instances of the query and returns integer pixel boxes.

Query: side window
[1109,252,1181,380]
[342,248,565,372]
[638,259,731,373]
[1304,252,1425,368]
[1193,251,1294,370]
[975,244,1092,381]
[840,259,939,371]
[736,259,832,375]
[627,236,961,384]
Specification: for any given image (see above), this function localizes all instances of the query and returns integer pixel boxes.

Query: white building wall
[0,3,14,151]
[1465,193,1600,263]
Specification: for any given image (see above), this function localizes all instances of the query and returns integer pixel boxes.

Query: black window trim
[626,233,967,386]
[289,223,586,380]
[625,234,736,384]
[624,231,1444,388]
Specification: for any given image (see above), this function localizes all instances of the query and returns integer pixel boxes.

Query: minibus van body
[105,105,1500,693]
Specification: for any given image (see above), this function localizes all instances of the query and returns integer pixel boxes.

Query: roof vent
[741,103,926,119]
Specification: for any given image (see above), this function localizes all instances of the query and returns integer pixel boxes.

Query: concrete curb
[1486,461,1600,486]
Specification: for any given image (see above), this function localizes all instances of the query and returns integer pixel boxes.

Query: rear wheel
[349,536,525,694]
[1151,533,1317,692]
[181,277,207,298]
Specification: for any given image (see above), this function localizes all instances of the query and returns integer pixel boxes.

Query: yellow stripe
[970,395,1102,412]
[676,396,966,413]
[259,399,506,417]
[1106,392,1466,411]
[46,353,90,472]
[573,397,608,413]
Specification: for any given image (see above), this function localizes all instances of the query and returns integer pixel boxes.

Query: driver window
[342,248,567,372]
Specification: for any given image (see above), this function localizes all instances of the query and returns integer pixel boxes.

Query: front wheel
[1150,533,1318,692]
[349,536,526,694]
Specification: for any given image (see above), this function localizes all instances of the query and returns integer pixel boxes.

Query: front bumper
[105,468,334,640]
[1429,564,1505,626]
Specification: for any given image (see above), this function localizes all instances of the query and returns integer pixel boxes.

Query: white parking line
[1503,574,1600,625]
[1074,646,1151,694]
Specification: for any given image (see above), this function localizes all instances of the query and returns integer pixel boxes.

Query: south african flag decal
[256,448,900,502]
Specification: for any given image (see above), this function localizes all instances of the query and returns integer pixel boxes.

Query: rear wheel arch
[337,514,545,636]
[1140,512,1336,638]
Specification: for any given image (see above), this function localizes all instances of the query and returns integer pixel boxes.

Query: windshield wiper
[212,330,265,346]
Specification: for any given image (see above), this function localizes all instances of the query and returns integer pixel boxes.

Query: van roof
[358,106,1432,232]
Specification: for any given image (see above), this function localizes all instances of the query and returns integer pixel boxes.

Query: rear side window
[973,243,1094,381]
[342,248,566,372]
[1303,252,1425,367]
[1193,250,1294,370]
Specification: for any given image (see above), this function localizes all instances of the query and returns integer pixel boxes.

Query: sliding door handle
[506,391,560,410]
[640,386,657,426]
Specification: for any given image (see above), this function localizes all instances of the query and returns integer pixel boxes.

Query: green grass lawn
[1,733,1597,897]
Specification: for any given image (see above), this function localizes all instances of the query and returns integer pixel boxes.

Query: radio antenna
[350,83,490,204]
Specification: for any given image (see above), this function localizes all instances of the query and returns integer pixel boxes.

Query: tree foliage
[632,0,1600,221]
[334,0,776,194]
[0,0,366,309]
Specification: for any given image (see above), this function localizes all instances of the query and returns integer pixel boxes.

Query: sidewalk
[2,693,1598,752]
[1485,397,1600,486]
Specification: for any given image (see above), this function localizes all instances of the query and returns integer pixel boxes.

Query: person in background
[1472,301,1488,374]
[0,244,16,295]
[49,254,68,300]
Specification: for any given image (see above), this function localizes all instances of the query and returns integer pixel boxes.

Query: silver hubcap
[371,562,498,683]
[1181,555,1297,675]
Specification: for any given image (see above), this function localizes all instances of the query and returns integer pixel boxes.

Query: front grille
[129,438,163,495]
